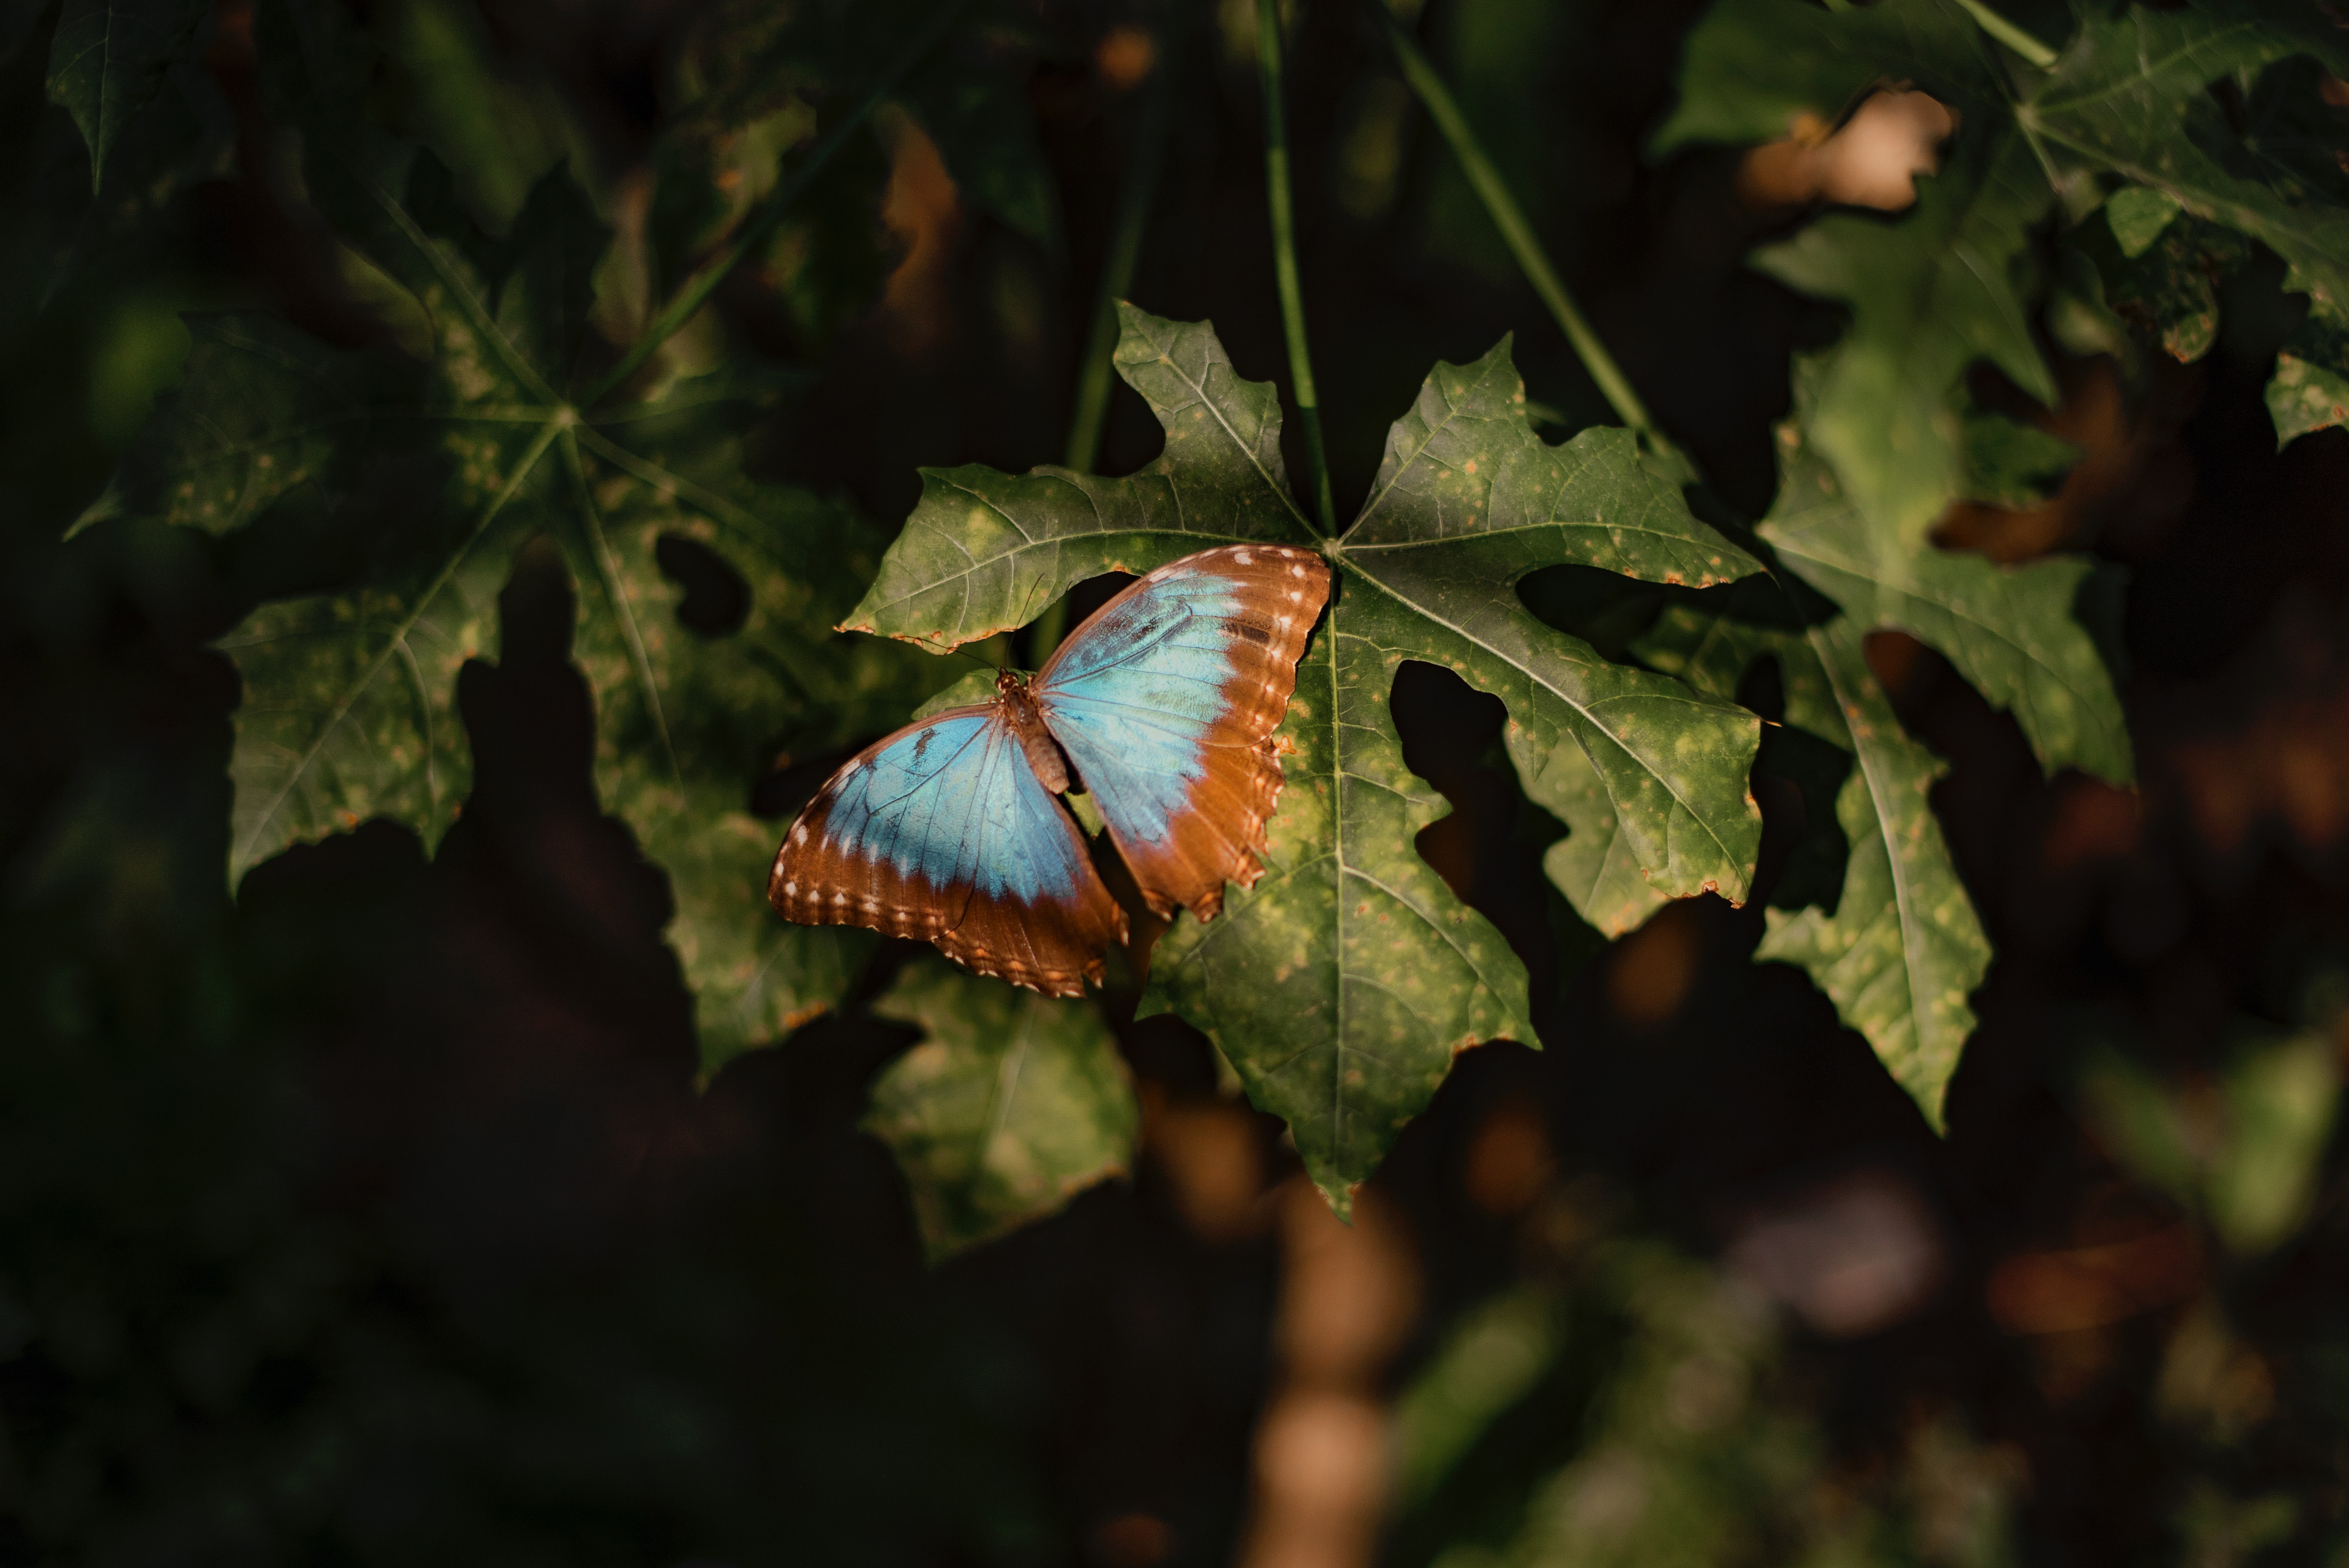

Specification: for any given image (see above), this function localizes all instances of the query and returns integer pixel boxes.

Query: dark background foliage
[4,0,2348,1564]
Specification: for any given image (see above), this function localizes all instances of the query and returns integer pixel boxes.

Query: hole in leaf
[1515,564,1669,661]
[1737,650,1786,723]
[1391,660,1554,985]
[499,534,576,666]
[656,534,751,638]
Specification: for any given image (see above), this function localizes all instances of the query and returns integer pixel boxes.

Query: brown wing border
[1035,543,1334,921]
[766,704,1128,998]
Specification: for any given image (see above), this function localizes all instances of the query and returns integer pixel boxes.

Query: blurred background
[3,0,2348,1563]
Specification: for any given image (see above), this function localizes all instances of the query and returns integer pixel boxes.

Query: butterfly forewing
[1035,543,1333,921]
[767,704,1127,997]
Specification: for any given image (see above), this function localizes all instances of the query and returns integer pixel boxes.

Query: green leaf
[1342,340,1767,940]
[1650,0,1997,155]
[843,305,1314,649]
[866,954,1138,1261]
[123,312,437,539]
[1633,431,2021,1126]
[852,311,1766,1207]
[44,0,210,190]
[1960,407,2080,507]
[128,3,966,1073]
[2082,1024,2342,1256]
[2269,276,2349,447]
[2025,7,2349,314]
[2104,211,2254,365]
[2105,186,2183,258]
[1641,603,1987,1128]
[1666,0,2349,526]
[1751,126,2056,545]
[1760,426,2132,785]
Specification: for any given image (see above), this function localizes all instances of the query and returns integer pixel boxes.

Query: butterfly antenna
[945,643,999,673]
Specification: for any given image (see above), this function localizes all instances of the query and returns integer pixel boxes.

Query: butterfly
[768,543,1335,997]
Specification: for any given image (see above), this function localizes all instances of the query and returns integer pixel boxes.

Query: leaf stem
[1035,17,1184,661]
[582,0,974,408]
[1255,0,1337,536]
[1949,0,2057,69]
[1374,3,1690,474]
[1065,30,1180,478]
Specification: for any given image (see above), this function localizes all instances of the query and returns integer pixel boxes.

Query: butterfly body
[770,544,1333,996]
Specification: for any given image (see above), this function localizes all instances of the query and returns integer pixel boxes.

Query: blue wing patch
[769,704,1126,996]
[1034,543,1331,919]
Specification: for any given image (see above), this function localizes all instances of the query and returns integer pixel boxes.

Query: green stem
[1064,35,1180,478]
[1375,3,1689,474]
[1950,0,2057,68]
[1035,16,1184,662]
[1255,0,1336,536]
[582,0,973,408]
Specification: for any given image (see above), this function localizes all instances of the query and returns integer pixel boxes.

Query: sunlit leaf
[850,310,1765,1207]
[843,305,1308,650]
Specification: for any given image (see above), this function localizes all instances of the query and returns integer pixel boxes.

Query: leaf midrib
[1133,331,1315,537]
[2027,20,2274,119]
[1802,625,1933,1061]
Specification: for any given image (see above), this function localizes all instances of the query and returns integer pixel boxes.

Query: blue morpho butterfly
[768,544,1335,997]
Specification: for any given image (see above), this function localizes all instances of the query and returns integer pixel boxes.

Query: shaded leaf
[2025,6,2349,316]
[853,311,1765,1206]
[1761,423,2132,785]
[867,954,1138,1261]
[1632,430,2018,1125]
[1639,601,1987,1127]
[2104,210,2253,365]
[2270,275,2349,447]
[1650,0,1996,155]
[1961,407,2080,507]
[1666,0,2349,520]
[1751,126,2054,545]
[44,0,209,189]
[2105,186,2183,257]
[1759,637,1988,1126]
[129,3,960,1072]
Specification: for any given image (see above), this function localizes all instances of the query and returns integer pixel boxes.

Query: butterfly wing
[767,704,1127,997]
[1033,543,1333,921]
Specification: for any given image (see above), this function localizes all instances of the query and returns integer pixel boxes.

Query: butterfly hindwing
[1034,543,1333,921]
[767,705,1127,997]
